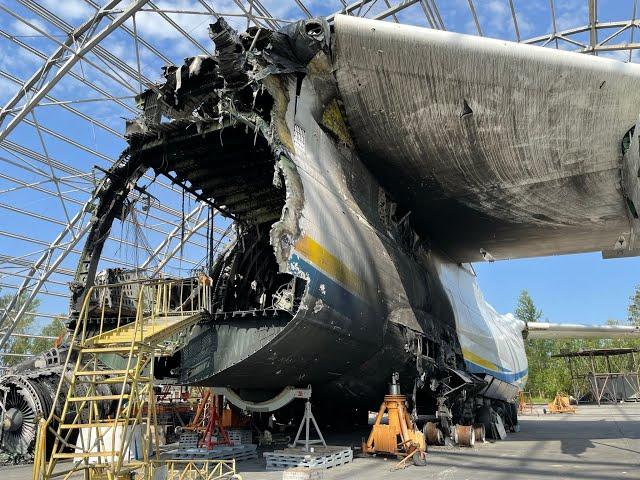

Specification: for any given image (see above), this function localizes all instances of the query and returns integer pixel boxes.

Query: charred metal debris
[126,17,329,225]
[69,18,331,323]
[123,18,331,319]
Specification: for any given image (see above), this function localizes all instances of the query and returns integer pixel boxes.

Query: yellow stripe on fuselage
[294,235,364,297]
[462,347,502,373]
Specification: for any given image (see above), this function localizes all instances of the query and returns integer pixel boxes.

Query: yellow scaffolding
[32,277,237,480]
[150,459,238,480]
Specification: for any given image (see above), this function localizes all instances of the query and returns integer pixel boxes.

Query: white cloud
[0,76,17,104]
[516,15,535,38]
[487,0,508,17]
[123,0,272,62]
[554,0,588,31]
[260,0,307,22]
[486,0,511,36]
[464,18,478,35]
[0,43,41,77]
[599,50,629,62]
[0,47,17,71]
[40,0,93,21]
[11,18,49,36]
[132,0,222,42]
[102,38,129,61]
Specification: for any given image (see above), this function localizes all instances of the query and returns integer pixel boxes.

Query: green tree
[515,290,542,324]
[628,285,640,326]
[0,290,41,367]
[516,290,548,396]
[515,287,640,400]
[31,316,67,354]
[516,290,573,398]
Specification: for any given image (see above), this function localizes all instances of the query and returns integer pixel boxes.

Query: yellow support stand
[546,393,577,414]
[362,374,427,468]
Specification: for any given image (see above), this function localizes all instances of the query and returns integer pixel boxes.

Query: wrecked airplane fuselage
[121,18,464,403]
[67,17,527,424]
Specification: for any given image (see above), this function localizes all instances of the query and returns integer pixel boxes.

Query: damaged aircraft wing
[332,15,640,262]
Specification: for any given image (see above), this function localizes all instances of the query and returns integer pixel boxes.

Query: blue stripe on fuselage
[289,253,375,320]
[465,359,528,384]
[291,253,528,387]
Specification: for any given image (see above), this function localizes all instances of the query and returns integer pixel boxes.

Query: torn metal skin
[64,18,518,424]
[13,16,640,455]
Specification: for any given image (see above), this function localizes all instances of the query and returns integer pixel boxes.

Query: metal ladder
[33,278,208,480]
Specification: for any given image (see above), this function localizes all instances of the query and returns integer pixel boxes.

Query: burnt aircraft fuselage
[69,18,525,417]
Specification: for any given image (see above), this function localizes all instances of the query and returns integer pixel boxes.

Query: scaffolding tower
[552,348,640,405]
[33,277,209,480]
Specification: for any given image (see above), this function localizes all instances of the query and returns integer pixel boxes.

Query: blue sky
[475,254,640,325]
[1,0,640,329]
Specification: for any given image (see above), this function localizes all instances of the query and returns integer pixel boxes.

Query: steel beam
[373,0,420,21]
[0,70,123,139]
[0,332,58,340]
[589,0,597,54]
[0,0,126,125]
[0,210,93,345]
[150,217,210,276]
[0,0,151,142]
[0,140,219,241]
[16,0,157,88]
[0,29,138,116]
[140,204,205,270]
[0,309,62,320]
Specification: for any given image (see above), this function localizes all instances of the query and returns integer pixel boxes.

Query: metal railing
[85,277,211,356]
[89,276,211,328]
[32,276,213,480]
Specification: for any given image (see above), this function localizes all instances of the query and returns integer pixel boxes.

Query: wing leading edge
[525,322,640,339]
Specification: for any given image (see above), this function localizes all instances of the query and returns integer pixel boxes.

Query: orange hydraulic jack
[362,373,427,467]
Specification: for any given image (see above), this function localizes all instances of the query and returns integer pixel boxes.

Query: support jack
[289,390,326,452]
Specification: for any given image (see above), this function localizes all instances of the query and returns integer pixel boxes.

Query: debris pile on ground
[0,451,32,466]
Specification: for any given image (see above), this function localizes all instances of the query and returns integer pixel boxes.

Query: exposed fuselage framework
[67,18,530,413]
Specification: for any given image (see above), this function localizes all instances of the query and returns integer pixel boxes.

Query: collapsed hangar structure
[2,0,640,465]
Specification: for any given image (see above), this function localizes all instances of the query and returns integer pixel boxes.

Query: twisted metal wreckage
[4,14,640,454]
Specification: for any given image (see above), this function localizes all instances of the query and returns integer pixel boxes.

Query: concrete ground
[3,403,639,479]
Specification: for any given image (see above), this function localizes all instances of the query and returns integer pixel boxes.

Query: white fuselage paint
[435,259,528,390]
[283,66,528,397]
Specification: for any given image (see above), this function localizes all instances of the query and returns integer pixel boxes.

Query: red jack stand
[201,393,231,449]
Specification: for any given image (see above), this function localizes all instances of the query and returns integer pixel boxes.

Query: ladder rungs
[92,338,139,344]
[82,347,139,353]
[59,420,131,429]
[98,376,151,384]
[75,369,136,376]
[67,394,129,402]
[72,375,151,384]
[53,451,119,459]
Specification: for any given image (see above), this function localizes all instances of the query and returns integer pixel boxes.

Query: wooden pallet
[264,447,352,471]
[227,428,252,446]
[162,444,258,462]
[282,467,324,480]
